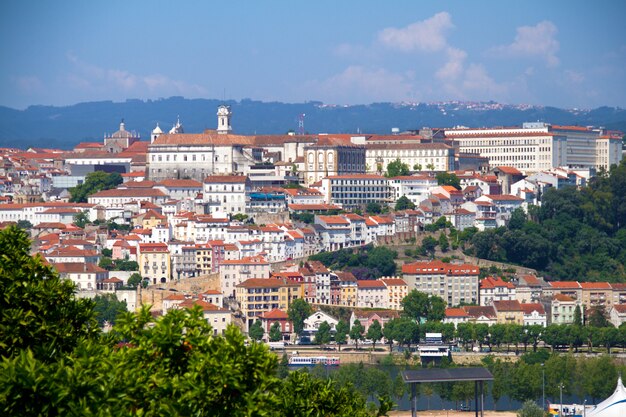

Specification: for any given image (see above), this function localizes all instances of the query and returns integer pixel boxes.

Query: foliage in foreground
[0,225,388,416]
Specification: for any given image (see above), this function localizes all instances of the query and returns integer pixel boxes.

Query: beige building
[580,282,613,311]
[492,300,524,325]
[53,262,108,291]
[366,143,455,173]
[336,271,358,307]
[138,242,171,285]
[235,278,302,331]
[304,142,366,186]
[220,255,270,297]
[379,278,408,311]
[402,260,479,306]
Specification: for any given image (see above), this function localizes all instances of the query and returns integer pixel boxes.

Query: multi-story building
[138,242,171,285]
[53,262,108,291]
[379,278,408,311]
[220,255,270,297]
[492,300,524,325]
[580,282,613,311]
[365,143,455,174]
[235,278,302,331]
[387,175,438,206]
[202,175,250,215]
[336,271,358,307]
[402,260,479,306]
[551,294,582,325]
[303,142,366,186]
[321,174,392,209]
[443,307,469,328]
[520,303,547,327]
[356,280,387,309]
[446,123,623,172]
[479,276,516,306]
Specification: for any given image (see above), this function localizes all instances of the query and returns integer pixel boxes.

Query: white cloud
[436,47,467,81]
[302,66,416,104]
[64,52,207,97]
[490,21,560,67]
[15,76,43,93]
[564,70,584,84]
[377,12,454,52]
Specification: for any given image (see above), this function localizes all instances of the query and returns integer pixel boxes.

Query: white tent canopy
[586,376,626,417]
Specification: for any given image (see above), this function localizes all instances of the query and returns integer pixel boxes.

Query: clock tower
[216,105,232,134]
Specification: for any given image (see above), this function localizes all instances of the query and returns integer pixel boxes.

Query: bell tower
[216,105,232,134]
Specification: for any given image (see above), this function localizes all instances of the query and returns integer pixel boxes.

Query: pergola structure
[401,367,494,417]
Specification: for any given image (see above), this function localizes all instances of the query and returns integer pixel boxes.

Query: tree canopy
[435,172,461,189]
[401,290,446,322]
[69,171,123,203]
[395,195,416,211]
[385,158,410,177]
[287,298,312,336]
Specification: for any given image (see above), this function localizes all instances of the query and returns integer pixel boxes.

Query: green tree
[277,353,289,379]
[435,172,461,189]
[438,232,449,252]
[287,298,312,336]
[421,236,437,255]
[0,226,97,362]
[249,319,265,341]
[350,319,365,349]
[508,207,527,230]
[73,211,90,228]
[127,272,142,288]
[92,293,127,327]
[315,321,332,346]
[382,318,398,351]
[588,306,611,327]
[517,399,544,417]
[269,322,282,342]
[385,158,410,177]
[366,201,383,214]
[98,256,114,271]
[16,219,33,230]
[574,305,583,326]
[366,319,383,350]
[395,195,416,211]
[334,319,349,351]
[413,163,422,171]
[401,290,446,322]
[69,171,123,203]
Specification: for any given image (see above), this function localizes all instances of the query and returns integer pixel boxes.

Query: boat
[418,333,451,365]
[288,355,340,366]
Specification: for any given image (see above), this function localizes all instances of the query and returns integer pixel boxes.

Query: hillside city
[1,103,625,344]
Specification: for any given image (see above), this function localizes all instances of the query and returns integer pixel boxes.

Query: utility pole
[559,383,564,417]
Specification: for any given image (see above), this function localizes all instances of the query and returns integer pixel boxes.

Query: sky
[1,0,625,110]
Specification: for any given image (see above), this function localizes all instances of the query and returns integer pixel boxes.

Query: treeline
[467,160,626,282]
[308,244,398,279]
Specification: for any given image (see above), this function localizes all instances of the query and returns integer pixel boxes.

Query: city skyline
[1,1,625,110]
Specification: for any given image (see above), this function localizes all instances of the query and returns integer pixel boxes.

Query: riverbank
[389,410,516,417]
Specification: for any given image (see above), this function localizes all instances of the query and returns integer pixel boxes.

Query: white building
[202,175,250,215]
[521,303,547,327]
[365,143,455,173]
[219,255,270,297]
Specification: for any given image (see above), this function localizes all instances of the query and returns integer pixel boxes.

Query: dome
[152,123,163,134]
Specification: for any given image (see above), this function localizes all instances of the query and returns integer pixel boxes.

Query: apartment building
[365,143,455,173]
[402,260,479,306]
[202,175,250,215]
[492,300,524,325]
[138,242,171,285]
[356,280,387,309]
[479,276,516,306]
[321,174,392,209]
[220,255,270,297]
[303,142,366,186]
[235,278,301,331]
[379,278,408,311]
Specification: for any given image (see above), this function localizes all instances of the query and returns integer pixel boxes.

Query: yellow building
[336,272,357,307]
[235,278,302,331]
[138,242,171,285]
[132,209,167,229]
[492,300,524,325]
[379,278,408,311]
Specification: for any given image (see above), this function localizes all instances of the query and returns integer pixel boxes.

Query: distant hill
[0,97,625,149]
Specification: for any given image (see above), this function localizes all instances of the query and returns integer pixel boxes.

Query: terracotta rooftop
[520,303,546,315]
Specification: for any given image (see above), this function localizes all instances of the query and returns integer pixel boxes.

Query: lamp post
[583,399,587,417]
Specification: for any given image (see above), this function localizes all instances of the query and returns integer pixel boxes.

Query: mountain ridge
[1,97,624,149]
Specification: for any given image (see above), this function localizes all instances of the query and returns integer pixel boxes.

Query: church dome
[152,123,163,134]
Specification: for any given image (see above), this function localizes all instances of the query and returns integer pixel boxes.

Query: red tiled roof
[157,179,203,188]
[464,306,496,318]
[445,307,469,318]
[580,282,612,290]
[379,278,407,286]
[52,262,106,273]
[203,175,247,184]
[236,278,299,288]
[613,304,626,314]
[258,308,289,320]
[520,303,546,315]
[480,276,515,289]
[90,188,166,198]
[317,215,350,225]
[357,280,386,289]
[402,260,479,276]
[550,281,581,289]
[553,294,575,302]
[493,300,522,311]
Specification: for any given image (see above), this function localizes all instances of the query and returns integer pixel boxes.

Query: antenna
[298,114,306,135]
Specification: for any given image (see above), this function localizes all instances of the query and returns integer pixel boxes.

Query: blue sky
[1,0,625,109]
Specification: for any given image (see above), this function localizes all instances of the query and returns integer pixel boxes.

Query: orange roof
[379,278,407,286]
[157,179,203,188]
[317,215,350,225]
[52,262,106,273]
[493,300,522,312]
[520,303,546,315]
[357,280,386,289]
[553,293,575,302]
[613,304,626,314]
[445,307,469,317]
[402,260,479,276]
[495,166,523,175]
[580,282,612,290]
[480,276,515,289]
[91,188,166,198]
[288,204,341,211]
[258,308,289,320]
[203,175,247,184]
